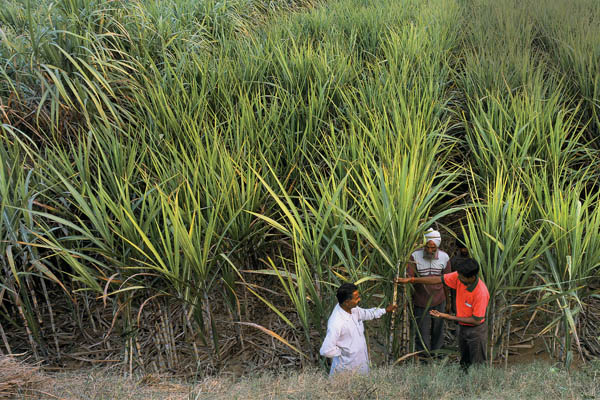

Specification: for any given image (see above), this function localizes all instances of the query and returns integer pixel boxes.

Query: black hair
[337,283,358,305]
[455,258,479,278]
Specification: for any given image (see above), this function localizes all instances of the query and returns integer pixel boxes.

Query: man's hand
[395,277,412,284]
[385,304,398,313]
[429,309,449,319]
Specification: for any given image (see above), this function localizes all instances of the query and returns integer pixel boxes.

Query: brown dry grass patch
[0,355,48,399]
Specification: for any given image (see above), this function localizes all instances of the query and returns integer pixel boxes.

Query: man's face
[345,290,361,309]
[458,272,476,286]
[424,240,437,259]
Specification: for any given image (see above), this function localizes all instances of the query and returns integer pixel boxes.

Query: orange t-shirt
[442,271,489,326]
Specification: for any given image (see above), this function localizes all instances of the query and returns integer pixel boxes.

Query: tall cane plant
[462,169,547,364]
[527,172,600,368]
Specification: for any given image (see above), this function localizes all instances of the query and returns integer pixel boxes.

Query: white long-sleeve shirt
[319,304,386,375]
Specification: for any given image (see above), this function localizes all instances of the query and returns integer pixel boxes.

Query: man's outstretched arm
[355,304,396,322]
[429,310,484,326]
[395,276,442,285]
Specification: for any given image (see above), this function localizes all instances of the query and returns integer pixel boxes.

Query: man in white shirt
[319,283,397,375]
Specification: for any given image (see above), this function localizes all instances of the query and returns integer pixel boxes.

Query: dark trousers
[413,302,445,355]
[458,322,487,369]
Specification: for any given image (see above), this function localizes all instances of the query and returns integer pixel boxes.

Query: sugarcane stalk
[553,323,559,358]
[235,290,245,352]
[387,261,400,363]
[0,322,11,354]
[489,298,495,366]
[15,294,39,359]
[164,304,179,367]
[123,337,129,375]
[129,337,134,376]
[184,306,200,363]
[153,321,166,370]
[135,335,144,372]
[158,302,172,369]
[25,276,43,326]
[3,261,38,358]
[84,291,97,333]
[402,285,409,353]
[203,290,219,363]
[504,313,511,370]
[40,278,60,358]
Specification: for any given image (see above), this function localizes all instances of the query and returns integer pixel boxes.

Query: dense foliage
[1,0,599,374]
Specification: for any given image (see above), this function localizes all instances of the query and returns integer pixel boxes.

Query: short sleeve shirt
[442,271,489,326]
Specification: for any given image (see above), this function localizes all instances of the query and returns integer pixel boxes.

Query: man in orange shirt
[396,258,489,369]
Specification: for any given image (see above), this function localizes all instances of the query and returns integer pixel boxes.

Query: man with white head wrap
[424,229,441,247]
[406,228,451,359]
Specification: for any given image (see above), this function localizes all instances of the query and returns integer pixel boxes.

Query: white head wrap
[424,228,441,247]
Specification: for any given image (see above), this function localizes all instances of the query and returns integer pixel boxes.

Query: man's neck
[341,304,353,314]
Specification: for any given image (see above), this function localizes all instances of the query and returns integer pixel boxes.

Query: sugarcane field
[1,0,600,398]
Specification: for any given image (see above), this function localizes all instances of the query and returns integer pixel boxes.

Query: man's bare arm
[429,310,484,325]
[395,276,442,285]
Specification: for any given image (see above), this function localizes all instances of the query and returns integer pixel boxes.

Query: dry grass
[42,373,191,400]
[191,363,600,400]
[0,355,47,399]
[10,360,596,400]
